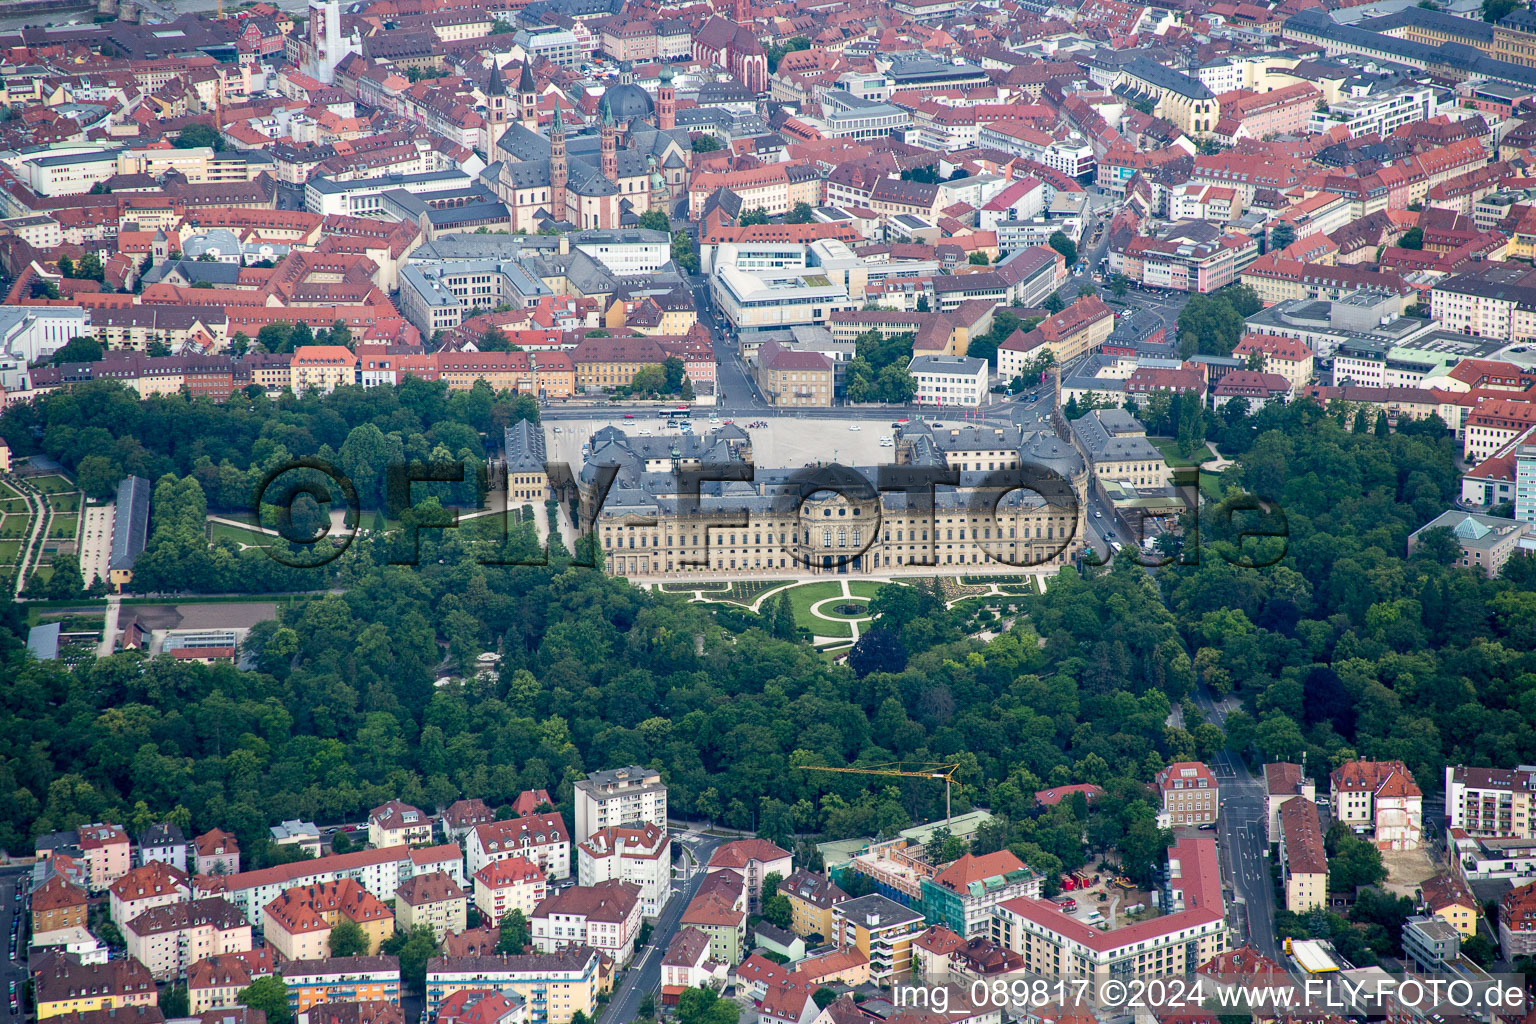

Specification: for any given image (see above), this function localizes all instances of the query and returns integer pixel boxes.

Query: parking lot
[543,414,908,471]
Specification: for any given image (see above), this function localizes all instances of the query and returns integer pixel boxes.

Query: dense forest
[1,388,1534,897]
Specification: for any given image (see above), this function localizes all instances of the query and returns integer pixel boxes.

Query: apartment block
[1278,799,1327,913]
[573,767,668,842]
[1263,763,1316,847]
[395,872,468,943]
[920,852,1041,939]
[706,840,792,913]
[1331,760,1423,850]
[109,863,191,926]
[31,877,89,938]
[280,957,402,1013]
[196,845,465,924]
[474,857,548,924]
[425,950,601,1024]
[832,894,926,983]
[263,879,395,961]
[530,880,643,966]
[992,838,1226,981]
[576,825,671,918]
[1157,761,1219,826]
[34,956,157,1021]
[368,802,433,849]
[123,898,251,982]
[1445,764,1536,838]
[466,815,571,881]
[780,870,849,941]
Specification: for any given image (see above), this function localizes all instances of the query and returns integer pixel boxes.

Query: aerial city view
[5,0,1536,1020]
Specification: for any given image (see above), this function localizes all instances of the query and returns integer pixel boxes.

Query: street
[599,831,723,1024]
[1,867,29,1021]
[1190,688,1282,962]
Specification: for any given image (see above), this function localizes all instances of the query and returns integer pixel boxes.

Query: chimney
[559,234,570,256]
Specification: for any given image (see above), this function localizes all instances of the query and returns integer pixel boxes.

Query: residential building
[425,950,601,1024]
[706,840,792,913]
[530,880,643,966]
[1263,763,1316,847]
[269,822,322,858]
[680,871,749,965]
[920,852,1041,939]
[1519,443,1536,524]
[781,871,849,941]
[1232,334,1315,390]
[1157,762,1220,827]
[1277,799,1327,913]
[32,877,89,938]
[37,825,132,892]
[262,879,395,961]
[575,824,671,917]
[280,957,402,1013]
[1500,881,1536,959]
[831,894,926,983]
[193,831,241,878]
[34,956,157,1021]
[368,802,433,849]
[137,825,188,874]
[660,928,727,1007]
[187,950,279,1014]
[1445,764,1536,838]
[1418,873,1479,938]
[443,801,498,844]
[1331,760,1423,850]
[473,857,548,924]
[1403,915,1463,972]
[573,767,668,844]
[432,989,526,1024]
[395,872,468,943]
[1408,510,1536,577]
[996,295,1114,378]
[123,898,251,982]
[909,355,989,409]
[991,838,1227,981]
[466,815,571,881]
[109,863,191,926]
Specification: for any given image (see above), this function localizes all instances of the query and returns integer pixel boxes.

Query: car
[1199,823,1216,830]
[638,428,652,435]
[623,413,635,419]
[552,426,562,434]
[1094,510,1103,518]
[848,423,862,431]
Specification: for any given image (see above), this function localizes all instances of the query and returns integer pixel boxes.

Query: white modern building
[573,767,668,842]
[909,354,988,408]
[0,305,90,364]
[576,824,671,917]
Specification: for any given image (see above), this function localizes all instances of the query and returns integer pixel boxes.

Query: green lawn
[29,565,53,585]
[0,498,27,514]
[782,580,845,621]
[49,514,79,540]
[48,493,81,514]
[1199,469,1225,501]
[30,475,75,494]
[847,581,885,599]
[0,516,30,538]
[0,540,18,563]
[0,480,22,499]
[660,581,729,593]
[208,520,273,547]
[1150,438,1214,469]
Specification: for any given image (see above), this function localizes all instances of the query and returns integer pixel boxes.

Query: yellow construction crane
[800,761,962,827]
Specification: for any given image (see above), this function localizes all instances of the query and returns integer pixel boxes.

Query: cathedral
[483,61,691,232]
[692,0,769,96]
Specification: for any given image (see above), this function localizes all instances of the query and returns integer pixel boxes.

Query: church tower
[657,65,675,131]
[733,0,748,23]
[517,59,537,130]
[550,104,568,225]
[485,60,508,144]
[600,96,618,183]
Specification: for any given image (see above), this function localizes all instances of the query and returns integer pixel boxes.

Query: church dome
[603,83,655,121]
